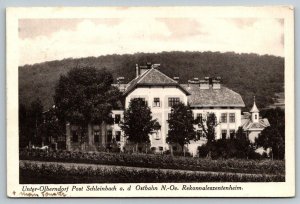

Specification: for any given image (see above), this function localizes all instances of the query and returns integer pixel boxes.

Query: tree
[19,99,44,148]
[234,126,252,159]
[120,98,160,152]
[196,112,218,158]
[256,108,285,160]
[167,102,196,156]
[19,103,29,148]
[38,105,65,149]
[54,67,122,150]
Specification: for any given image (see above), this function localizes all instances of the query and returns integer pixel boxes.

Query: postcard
[6,6,294,197]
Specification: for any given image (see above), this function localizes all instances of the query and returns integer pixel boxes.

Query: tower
[250,96,259,123]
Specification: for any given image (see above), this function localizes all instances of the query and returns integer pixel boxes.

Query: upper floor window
[168,97,180,107]
[196,113,203,123]
[255,114,258,120]
[153,98,160,107]
[133,97,147,106]
[115,114,121,124]
[221,113,227,123]
[196,130,203,140]
[229,113,235,123]
[154,131,161,140]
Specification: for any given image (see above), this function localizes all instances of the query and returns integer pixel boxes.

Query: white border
[6,6,295,197]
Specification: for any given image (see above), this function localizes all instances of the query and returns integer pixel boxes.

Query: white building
[66,63,269,155]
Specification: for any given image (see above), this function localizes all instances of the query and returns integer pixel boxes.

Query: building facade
[66,63,269,155]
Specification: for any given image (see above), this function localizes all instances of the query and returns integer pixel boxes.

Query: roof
[250,101,259,113]
[241,118,270,130]
[181,84,245,107]
[123,68,190,96]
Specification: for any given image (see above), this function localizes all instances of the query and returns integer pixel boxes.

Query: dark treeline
[19,51,284,110]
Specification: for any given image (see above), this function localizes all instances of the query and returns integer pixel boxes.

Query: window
[221,113,227,123]
[115,131,121,142]
[168,97,180,107]
[154,131,160,140]
[115,114,121,124]
[221,130,227,139]
[72,131,78,143]
[196,113,203,123]
[153,97,160,107]
[255,114,258,119]
[94,130,100,143]
[197,130,203,140]
[229,113,235,123]
[107,130,112,143]
[136,97,147,106]
[230,130,235,139]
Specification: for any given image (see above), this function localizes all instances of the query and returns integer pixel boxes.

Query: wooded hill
[19,51,284,110]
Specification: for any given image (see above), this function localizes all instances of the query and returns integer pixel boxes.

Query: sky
[18,17,284,65]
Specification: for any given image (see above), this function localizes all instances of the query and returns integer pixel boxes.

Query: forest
[19,51,284,111]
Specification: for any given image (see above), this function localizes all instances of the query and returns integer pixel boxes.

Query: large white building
[66,63,269,155]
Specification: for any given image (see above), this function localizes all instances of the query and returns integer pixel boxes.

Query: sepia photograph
[6,6,294,197]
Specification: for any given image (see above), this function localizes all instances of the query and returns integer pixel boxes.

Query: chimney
[139,62,151,76]
[200,77,209,89]
[117,77,125,91]
[212,77,221,89]
[136,64,139,78]
[188,78,200,87]
[173,77,179,83]
[152,63,161,69]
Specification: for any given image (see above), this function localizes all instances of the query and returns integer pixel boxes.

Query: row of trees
[19,67,285,160]
[19,100,64,149]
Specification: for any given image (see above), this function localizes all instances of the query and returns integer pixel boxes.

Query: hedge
[20,162,285,184]
[19,149,285,175]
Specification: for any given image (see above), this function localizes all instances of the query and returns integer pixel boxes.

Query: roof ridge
[137,68,153,83]
[153,68,178,84]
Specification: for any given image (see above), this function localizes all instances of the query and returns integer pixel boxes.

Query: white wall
[126,87,188,150]
[192,108,242,139]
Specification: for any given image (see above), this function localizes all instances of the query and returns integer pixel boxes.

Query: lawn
[20,162,285,184]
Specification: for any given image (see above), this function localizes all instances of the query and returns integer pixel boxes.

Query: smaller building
[241,98,270,143]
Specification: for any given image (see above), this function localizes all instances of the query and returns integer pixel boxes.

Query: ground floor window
[107,130,112,143]
[71,130,78,143]
[94,130,100,143]
[221,130,227,139]
[230,130,235,139]
[115,131,121,142]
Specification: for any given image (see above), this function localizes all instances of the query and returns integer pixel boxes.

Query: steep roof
[181,84,245,107]
[123,68,190,96]
[250,101,259,113]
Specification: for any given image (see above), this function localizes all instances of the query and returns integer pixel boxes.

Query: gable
[123,68,190,96]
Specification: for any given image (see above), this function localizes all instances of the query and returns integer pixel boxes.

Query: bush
[198,145,209,158]
[19,149,285,175]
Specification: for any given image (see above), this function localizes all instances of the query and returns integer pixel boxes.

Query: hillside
[19,51,284,110]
